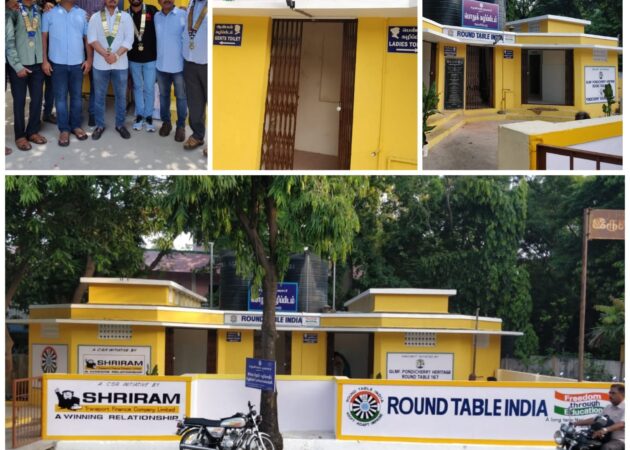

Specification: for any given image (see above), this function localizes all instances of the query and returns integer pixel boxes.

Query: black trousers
[9,63,44,140]
[183,60,207,141]
[43,73,54,117]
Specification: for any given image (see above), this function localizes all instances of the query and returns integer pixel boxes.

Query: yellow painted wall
[544,20,585,33]
[88,285,170,305]
[291,332,327,376]
[30,324,165,376]
[373,294,449,313]
[373,333,500,380]
[573,48,620,116]
[216,329,254,374]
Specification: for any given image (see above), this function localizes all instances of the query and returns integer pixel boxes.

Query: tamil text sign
[78,346,151,375]
[386,353,454,380]
[249,282,298,312]
[588,209,624,240]
[387,26,417,54]
[462,0,499,30]
[245,358,276,392]
[337,380,610,444]
[214,24,243,47]
[43,374,189,439]
[584,66,616,104]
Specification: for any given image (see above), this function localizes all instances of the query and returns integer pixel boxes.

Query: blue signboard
[245,358,276,391]
[503,50,514,59]
[387,26,417,54]
[248,282,298,312]
[462,0,499,30]
[214,24,243,47]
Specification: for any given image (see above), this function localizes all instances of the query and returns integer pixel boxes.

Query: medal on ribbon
[128,3,146,52]
[187,0,207,50]
[101,8,122,52]
[19,2,39,49]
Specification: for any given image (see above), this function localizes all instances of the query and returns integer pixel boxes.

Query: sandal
[183,135,203,150]
[58,131,70,147]
[15,137,32,151]
[6,146,13,155]
[203,147,207,157]
[72,128,88,141]
[28,133,48,145]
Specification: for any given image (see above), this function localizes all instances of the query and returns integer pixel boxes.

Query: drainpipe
[470,308,480,380]
[209,242,214,308]
[332,260,336,312]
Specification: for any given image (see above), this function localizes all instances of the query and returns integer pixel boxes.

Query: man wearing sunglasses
[573,384,625,450]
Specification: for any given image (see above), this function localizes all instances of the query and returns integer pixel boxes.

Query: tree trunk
[71,254,96,303]
[147,248,169,271]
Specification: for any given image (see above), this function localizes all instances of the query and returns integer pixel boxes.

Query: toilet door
[337,20,358,170]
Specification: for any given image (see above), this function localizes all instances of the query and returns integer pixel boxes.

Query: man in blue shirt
[42,0,92,146]
[181,0,206,154]
[155,0,186,142]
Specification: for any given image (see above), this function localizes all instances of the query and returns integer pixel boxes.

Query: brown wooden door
[260,20,304,170]
[337,20,358,170]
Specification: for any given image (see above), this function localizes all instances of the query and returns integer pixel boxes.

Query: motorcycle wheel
[247,433,275,450]
[179,428,211,449]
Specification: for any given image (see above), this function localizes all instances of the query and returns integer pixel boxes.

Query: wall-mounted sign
[214,24,243,47]
[444,46,457,57]
[444,58,464,109]
[245,358,275,392]
[249,282,298,312]
[224,313,320,328]
[593,48,608,62]
[226,332,242,343]
[503,50,514,59]
[387,26,417,54]
[303,333,319,344]
[78,346,151,375]
[32,344,68,377]
[584,66,616,104]
[44,375,189,439]
[338,381,611,444]
[462,0,499,30]
[588,209,624,240]
[443,27,515,45]
[386,353,454,380]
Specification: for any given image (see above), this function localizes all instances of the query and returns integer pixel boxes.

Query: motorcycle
[176,401,275,450]
[554,415,614,450]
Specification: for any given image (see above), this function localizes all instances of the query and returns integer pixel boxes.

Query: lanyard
[128,3,146,51]
[19,2,39,46]
[187,0,206,49]
[101,8,122,52]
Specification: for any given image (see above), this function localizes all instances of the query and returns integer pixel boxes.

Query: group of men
[5,0,207,155]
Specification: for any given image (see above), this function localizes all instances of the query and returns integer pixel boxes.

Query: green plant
[422,82,440,146]
[146,364,159,375]
[602,83,616,116]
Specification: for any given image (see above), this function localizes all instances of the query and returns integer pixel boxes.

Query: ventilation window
[99,324,132,340]
[404,332,436,347]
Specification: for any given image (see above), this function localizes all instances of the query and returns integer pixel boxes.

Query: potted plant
[422,82,440,157]
[602,83,616,117]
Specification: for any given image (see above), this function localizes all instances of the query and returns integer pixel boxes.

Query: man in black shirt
[127,0,158,132]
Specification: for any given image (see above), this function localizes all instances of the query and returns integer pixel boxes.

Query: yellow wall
[88,285,170,305]
[573,48,620,116]
[213,16,272,170]
[543,20,586,33]
[216,329,254,374]
[291,332,327,376]
[373,333,500,380]
[374,294,449,313]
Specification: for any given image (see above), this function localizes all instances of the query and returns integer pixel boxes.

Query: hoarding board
[584,66,616,104]
[32,344,68,377]
[43,375,190,439]
[386,353,454,380]
[78,346,151,375]
[462,0,499,30]
[224,313,320,328]
[337,380,611,445]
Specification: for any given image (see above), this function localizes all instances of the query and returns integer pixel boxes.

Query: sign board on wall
[462,0,499,30]
[224,313,320,328]
[444,58,464,109]
[78,346,151,375]
[443,27,515,45]
[387,26,417,54]
[337,381,611,444]
[226,332,242,342]
[249,282,298,312]
[503,50,514,59]
[303,333,318,344]
[584,66,616,104]
[386,353,454,380]
[213,24,243,47]
[43,375,189,439]
[444,46,457,57]
[32,344,68,377]
[593,48,608,62]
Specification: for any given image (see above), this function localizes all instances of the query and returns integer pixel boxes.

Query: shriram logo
[346,387,383,426]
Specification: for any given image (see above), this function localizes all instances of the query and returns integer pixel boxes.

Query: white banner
[78,346,151,375]
[338,381,611,444]
[32,344,68,377]
[443,27,515,44]
[584,66,616,104]
[386,353,453,380]
[224,313,320,328]
[44,375,189,438]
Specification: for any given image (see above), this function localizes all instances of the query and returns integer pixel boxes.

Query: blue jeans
[51,63,83,132]
[156,70,187,128]
[129,60,156,118]
[92,68,128,129]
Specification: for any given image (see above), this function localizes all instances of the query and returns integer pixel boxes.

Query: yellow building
[17,278,522,381]
[422,14,622,118]
[213,1,418,170]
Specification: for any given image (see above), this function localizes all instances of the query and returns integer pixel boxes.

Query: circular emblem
[347,388,383,425]
[41,346,58,373]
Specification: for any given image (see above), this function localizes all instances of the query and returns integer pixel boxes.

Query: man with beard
[181,0,206,154]
[154,0,186,142]
[42,0,92,146]
[87,0,133,140]
[127,0,158,133]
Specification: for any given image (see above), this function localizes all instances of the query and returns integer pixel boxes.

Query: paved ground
[424,120,519,170]
[5,92,207,171]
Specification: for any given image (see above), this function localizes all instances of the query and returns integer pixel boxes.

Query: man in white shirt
[87,0,134,139]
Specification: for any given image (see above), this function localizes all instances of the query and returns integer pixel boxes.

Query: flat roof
[344,288,457,307]
[506,15,591,27]
[81,277,207,302]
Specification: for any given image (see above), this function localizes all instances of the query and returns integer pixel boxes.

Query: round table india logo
[41,346,58,373]
[346,387,383,426]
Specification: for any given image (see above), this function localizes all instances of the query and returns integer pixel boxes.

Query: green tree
[589,298,624,356]
[165,176,363,449]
